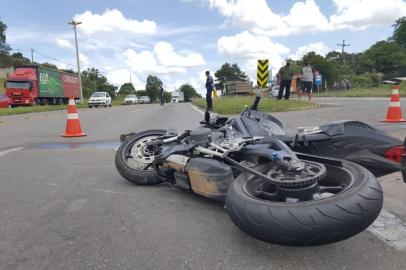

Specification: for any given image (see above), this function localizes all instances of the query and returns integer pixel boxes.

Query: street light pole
[68,20,83,104]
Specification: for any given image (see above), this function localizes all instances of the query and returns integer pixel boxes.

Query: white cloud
[218,31,289,57]
[73,9,157,35]
[154,42,205,67]
[56,38,73,49]
[124,42,205,75]
[218,31,289,72]
[106,69,144,89]
[209,0,331,36]
[79,53,89,68]
[208,0,406,36]
[290,42,331,60]
[330,0,406,29]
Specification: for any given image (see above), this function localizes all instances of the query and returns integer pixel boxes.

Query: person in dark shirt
[277,59,294,100]
[159,85,164,106]
[205,71,214,111]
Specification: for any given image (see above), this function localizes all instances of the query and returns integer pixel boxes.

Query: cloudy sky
[3,0,406,94]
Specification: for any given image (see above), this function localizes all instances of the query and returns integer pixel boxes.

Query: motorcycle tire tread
[225,161,383,246]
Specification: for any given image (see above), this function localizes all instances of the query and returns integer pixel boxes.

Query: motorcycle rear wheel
[115,130,166,185]
[225,160,383,246]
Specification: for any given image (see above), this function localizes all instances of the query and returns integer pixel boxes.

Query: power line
[32,49,76,68]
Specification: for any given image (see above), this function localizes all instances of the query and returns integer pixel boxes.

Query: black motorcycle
[115,96,405,246]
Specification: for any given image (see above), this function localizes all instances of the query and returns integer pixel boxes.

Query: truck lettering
[39,73,48,83]
[62,74,79,84]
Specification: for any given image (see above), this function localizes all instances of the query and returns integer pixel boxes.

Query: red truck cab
[5,67,38,106]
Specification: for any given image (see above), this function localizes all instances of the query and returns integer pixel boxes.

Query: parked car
[0,94,10,108]
[138,96,150,104]
[124,95,138,105]
[268,86,282,98]
[88,92,112,108]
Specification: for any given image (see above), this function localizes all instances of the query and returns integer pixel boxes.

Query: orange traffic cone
[61,97,86,137]
[383,85,406,122]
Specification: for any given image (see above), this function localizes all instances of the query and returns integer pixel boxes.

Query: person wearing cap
[300,60,315,102]
[277,59,294,100]
[205,70,214,111]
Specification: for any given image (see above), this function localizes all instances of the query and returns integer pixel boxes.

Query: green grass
[0,103,90,117]
[0,98,125,117]
[314,84,406,97]
[192,97,317,115]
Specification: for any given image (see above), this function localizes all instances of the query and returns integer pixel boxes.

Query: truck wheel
[88,105,92,108]
[225,161,383,246]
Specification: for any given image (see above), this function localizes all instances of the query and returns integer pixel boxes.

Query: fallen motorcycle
[115,96,405,246]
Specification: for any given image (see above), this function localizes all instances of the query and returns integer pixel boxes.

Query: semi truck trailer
[5,66,80,106]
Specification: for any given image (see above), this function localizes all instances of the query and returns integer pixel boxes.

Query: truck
[5,65,80,106]
[171,90,184,103]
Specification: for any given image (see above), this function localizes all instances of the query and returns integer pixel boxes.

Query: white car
[268,86,285,98]
[138,96,150,104]
[88,92,112,108]
[124,95,138,105]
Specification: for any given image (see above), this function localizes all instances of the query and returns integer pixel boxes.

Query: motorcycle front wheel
[115,129,167,185]
[225,160,383,246]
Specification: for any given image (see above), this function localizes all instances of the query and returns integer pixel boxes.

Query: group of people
[203,59,318,111]
[276,59,315,102]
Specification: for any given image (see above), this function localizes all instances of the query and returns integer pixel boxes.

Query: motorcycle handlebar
[251,94,261,110]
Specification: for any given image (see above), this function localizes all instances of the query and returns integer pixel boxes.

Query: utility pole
[31,48,34,63]
[68,20,83,104]
[337,39,351,64]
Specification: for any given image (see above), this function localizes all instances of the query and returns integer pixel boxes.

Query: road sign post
[315,74,322,93]
[257,59,269,95]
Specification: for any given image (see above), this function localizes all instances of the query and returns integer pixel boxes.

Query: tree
[179,83,199,102]
[10,52,30,66]
[215,63,249,82]
[135,90,147,97]
[357,41,406,79]
[41,62,58,69]
[391,17,406,49]
[163,91,172,103]
[0,19,11,55]
[81,68,118,99]
[303,52,338,86]
[118,82,136,96]
[145,75,162,102]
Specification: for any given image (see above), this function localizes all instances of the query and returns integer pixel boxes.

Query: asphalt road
[1,99,406,270]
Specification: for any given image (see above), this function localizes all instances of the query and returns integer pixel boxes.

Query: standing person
[300,61,315,102]
[205,70,214,111]
[159,85,164,106]
[277,59,294,100]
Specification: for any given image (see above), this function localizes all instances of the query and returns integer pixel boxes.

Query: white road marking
[187,103,204,115]
[44,183,60,186]
[93,188,122,194]
[131,109,143,114]
[368,208,406,251]
[0,147,24,157]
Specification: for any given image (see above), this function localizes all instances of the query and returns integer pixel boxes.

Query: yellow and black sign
[257,59,269,87]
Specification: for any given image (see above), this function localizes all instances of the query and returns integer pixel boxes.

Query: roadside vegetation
[314,83,406,97]
[192,97,317,115]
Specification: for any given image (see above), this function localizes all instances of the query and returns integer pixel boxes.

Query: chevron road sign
[257,59,269,87]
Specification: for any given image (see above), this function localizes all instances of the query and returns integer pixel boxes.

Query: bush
[352,72,383,88]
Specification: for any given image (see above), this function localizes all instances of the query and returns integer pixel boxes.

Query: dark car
[0,94,10,108]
